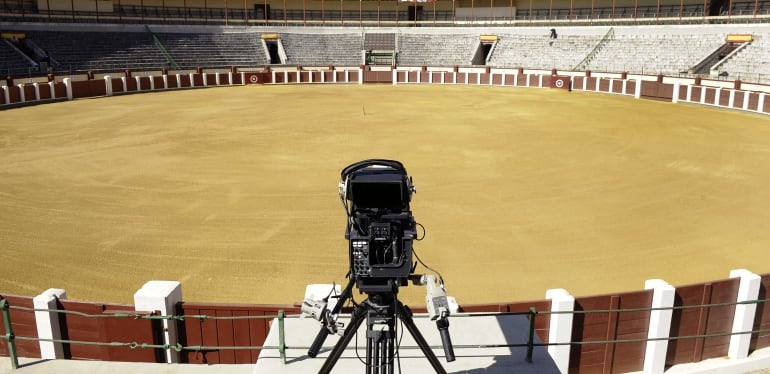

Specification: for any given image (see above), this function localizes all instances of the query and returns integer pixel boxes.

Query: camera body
[340,160,417,294]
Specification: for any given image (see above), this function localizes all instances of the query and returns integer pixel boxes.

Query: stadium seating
[585,32,727,75]
[396,33,478,66]
[0,39,36,76]
[155,32,269,68]
[487,32,605,70]
[716,34,770,80]
[279,33,362,66]
[23,31,167,73]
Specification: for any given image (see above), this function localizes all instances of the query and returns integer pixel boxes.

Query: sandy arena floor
[1,84,770,307]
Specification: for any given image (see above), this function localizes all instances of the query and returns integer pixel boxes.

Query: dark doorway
[255,4,270,20]
[407,5,423,21]
[708,0,728,15]
[472,42,494,65]
[265,40,281,64]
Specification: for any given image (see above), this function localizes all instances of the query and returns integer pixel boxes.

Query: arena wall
[1,271,769,372]
[4,65,768,116]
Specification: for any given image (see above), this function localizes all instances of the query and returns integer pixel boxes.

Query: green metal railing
[2,298,770,370]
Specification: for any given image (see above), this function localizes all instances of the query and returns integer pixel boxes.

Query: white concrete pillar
[392,69,398,85]
[700,86,707,104]
[672,81,680,104]
[134,281,183,363]
[34,288,67,359]
[202,73,208,86]
[16,84,25,102]
[104,76,112,96]
[163,74,168,89]
[149,76,155,91]
[239,72,245,85]
[686,85,693,102]
[215,72,221,85]
[135,76,142,91]
[634,78,642,99]
[728,269,761,360]
[63,78,72,100]
[429,70,433,84]
[743,92,751,111]
[538,74,544,88]
[715,88,722,106]
[728,90,736,109]
[48,81,55,99]
[321,70,326,83]
[32,82,40,100]
[189,73,196,87]
[546,288,574,374]
[758,93,765,113]
[296,70,301,83]
[2,85,8,104]
[514,73,518,87]
[476,72,481,85]
[643,279,675,374]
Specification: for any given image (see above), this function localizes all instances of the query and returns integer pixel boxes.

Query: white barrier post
[149,75,155,90]
[34,288,67,359]
[16,84,25,102]
[728,90,736,109]
[759,93,765,113]
[104,76,113,96]
[643,279,675,374]
[546,288,574,374]
[672,80,680,103]
[189,73,196,87]
[634,78,642,99]
[63,77,73,100]
[135,76,142,91]
[714,88,722,106]
[121,77,127,93]
[48,81,55,99]
[2,85,7,104]
[392,69,397,85]
[33,82,40,100]
[728,269,761,360]
[134,281,183,363]
[216,72,221,85]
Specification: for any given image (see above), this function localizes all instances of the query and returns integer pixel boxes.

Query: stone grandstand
[1,24,770,83]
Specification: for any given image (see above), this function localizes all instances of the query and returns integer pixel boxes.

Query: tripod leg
[308,278,356,358]
[396,302,447,374]
[318,302,367,374]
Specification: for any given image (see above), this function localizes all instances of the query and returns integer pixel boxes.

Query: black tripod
[307,279,452,374]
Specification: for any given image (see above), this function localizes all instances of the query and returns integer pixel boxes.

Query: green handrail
[1,299,19,370]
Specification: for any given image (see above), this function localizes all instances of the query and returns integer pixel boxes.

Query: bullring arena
[3,3,770,372]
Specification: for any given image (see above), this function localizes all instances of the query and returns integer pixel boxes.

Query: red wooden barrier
[0,294,40,359]
[58,299,162,362]
[178,302,299,364]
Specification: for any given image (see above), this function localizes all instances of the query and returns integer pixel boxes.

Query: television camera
[302,159,455,374]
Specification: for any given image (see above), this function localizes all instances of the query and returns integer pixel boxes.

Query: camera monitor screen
[351,181,404,210]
